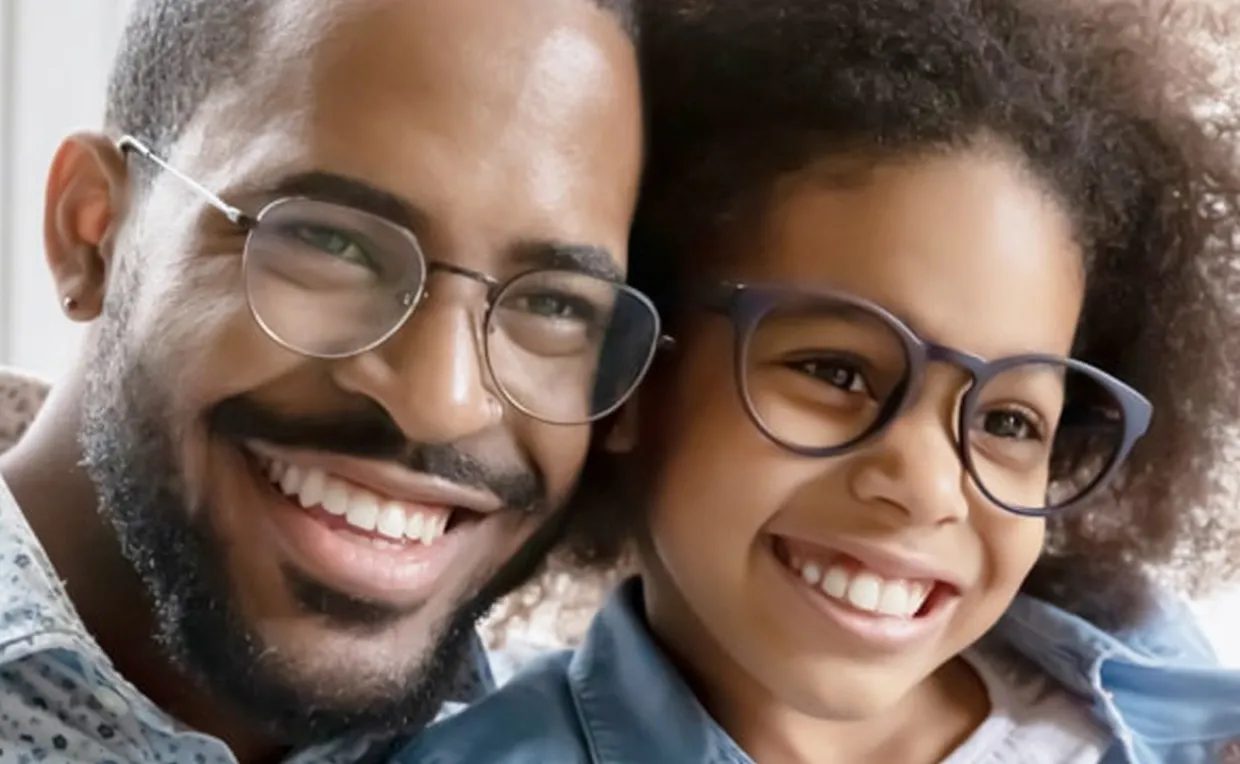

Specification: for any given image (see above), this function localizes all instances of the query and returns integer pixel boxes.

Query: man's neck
[0,375,290,764]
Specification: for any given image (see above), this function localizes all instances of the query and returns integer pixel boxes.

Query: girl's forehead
[737,150,1085,359]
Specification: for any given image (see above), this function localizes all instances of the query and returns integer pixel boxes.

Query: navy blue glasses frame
[697,281,1153,516]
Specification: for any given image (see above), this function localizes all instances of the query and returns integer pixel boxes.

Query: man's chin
[243,584,459,699]
[76,348,505,741]
[92,463,488,742]
[183,583,486,744]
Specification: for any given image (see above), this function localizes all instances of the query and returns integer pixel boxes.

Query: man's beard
[77,310,568,745]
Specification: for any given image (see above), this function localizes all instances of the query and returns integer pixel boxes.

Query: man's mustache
[207,396,545,513]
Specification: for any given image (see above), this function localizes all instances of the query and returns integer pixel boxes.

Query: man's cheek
[524,424,590,502]
[156,315,299,420]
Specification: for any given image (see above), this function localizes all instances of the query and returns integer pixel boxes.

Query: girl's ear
[602,394,640,454]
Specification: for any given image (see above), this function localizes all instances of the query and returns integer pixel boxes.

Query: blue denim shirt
[396,577,1240,764]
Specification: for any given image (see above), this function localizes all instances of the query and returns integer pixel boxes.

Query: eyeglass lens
[740,299,1128,512]
[486,270,660,424]
[244,197,658,425]
[245,198,425,357]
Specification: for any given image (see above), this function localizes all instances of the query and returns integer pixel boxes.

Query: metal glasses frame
[116,135,664,425]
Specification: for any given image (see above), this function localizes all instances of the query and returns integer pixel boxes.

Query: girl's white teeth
[824,566,851,599]
[794,558,931,619]
[266,459,451,545]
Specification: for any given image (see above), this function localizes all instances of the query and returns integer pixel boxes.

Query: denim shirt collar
[994,594,1240,763]
[568,578,1240,764]
[568,579,750,764]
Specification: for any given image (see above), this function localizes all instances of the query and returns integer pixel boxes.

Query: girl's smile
[768,533,962,651]
[639,148,1078,727]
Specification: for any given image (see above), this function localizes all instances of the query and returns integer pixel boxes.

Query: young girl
[397,0,1240,761]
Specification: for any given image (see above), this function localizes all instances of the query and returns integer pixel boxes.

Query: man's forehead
[143,0,640,278]
[172,0,637,185]
[255,0,631,91]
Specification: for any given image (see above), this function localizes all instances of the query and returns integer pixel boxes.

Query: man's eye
[290,225,373,267]
[512,292,597,322]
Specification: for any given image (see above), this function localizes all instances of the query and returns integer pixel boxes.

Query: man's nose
[334,287,502,443]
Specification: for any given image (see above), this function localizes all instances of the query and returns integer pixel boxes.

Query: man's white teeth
[266,460,450,544]
[793,558,931,619]
[376,502,406,538]
[346,491,380,532]
[322,483,349,516]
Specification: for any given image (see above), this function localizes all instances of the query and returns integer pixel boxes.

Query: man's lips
[245,440,503,515]
[238,444,496,606]
[264,456,457,544]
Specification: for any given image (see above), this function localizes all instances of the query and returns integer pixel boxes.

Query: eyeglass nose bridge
[412,260,503,307]
[390,260,505,330]
[327,258,494,365]
[921,343,990,387]
[371,259,507,408]
[868,342,991,447]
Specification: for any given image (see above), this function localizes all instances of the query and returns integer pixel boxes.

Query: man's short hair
[105,0,637,154]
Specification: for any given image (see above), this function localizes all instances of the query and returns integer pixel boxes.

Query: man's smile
[271,459,455,544]
[242,441,499,607]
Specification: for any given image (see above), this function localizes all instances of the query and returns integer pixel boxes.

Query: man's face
[69,0,640,742]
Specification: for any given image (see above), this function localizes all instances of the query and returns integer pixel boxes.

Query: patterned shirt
[0,368,493,763]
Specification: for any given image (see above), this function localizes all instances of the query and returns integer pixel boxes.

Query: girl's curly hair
[484,0,1240,646]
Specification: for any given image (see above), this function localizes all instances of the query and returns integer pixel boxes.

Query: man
[0,0,651,760]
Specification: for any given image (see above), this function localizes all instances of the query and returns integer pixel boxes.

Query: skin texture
[0,0,640,760]
[632,148,1085,764]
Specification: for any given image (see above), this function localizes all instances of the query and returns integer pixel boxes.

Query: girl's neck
[642,573,991,764]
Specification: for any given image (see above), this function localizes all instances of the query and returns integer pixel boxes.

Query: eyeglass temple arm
[116,136,252,227]
[643,284,736,353]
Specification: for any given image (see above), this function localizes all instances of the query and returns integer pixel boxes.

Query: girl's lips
[765,535,961,653]
[773,533,967,593]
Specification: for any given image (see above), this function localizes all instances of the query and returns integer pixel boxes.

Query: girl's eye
[791,358,871,395]
[981,409,1042,440]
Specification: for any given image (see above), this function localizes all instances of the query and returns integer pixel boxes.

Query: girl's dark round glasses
[698,282,1152,516]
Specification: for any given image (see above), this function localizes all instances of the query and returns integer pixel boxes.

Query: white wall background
[0,0,1236,665]
[0,0,132,379]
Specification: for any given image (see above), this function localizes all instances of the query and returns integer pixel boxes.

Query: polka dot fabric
[0,369,48,455]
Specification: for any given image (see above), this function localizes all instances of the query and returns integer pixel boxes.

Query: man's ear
[43,132,131,321]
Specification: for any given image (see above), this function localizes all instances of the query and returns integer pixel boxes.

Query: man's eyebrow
[509,241,624,282]
[258,172,624,282]
[262,171,428,232]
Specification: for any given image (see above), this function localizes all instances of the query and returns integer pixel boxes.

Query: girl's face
[634,148,1086,724]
